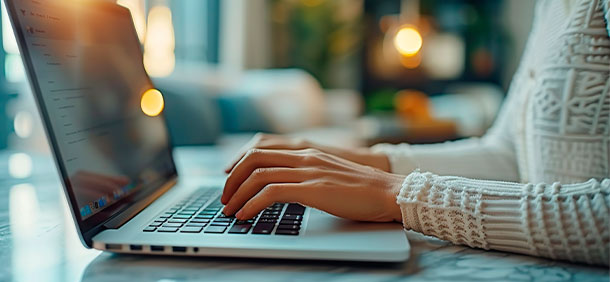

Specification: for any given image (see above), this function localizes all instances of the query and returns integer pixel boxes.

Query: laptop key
[210,221,230,226]
[149,222,163,227]
[228,224,252,234]
[190,219,211,224]
[235,219,255,225]
[282,215,302,221]
[285,204,305,215]
[204,226,227,233]
[258,218,278,223]
[252,223,275,234]
[275,229,299,236]
[143,226,157,232]
[213,218,233,223]
[279,220,301,225]
[157,227,179,232]
[277,224,300,230]
[162,223,183,228]
[180,226,203,233]
[168,219,188,224]
[172,215,191,219]
[186,223,207,228]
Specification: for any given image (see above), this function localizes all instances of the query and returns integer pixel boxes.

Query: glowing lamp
[141,89,164,117]
[394,26,422,56]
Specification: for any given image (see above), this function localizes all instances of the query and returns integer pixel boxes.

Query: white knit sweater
[373,0,610,265]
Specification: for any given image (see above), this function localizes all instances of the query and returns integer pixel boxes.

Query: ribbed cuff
[395,172,424,233]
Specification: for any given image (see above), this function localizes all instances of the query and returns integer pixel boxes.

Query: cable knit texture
[373,0,610,265]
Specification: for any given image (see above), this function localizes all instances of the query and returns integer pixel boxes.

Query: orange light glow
[394,26,422,56]
[400,53,421,69]
[141,89,164,117]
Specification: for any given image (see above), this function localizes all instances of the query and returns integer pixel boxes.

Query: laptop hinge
[103,177,177,229]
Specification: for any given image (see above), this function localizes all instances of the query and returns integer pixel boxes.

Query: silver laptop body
[6,0,409,262]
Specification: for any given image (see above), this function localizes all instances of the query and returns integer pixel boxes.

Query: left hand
[221,148,405,222]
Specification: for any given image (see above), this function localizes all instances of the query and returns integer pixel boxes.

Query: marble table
[0,136,608,282]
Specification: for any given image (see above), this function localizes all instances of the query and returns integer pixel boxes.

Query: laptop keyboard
[143,188,305,236]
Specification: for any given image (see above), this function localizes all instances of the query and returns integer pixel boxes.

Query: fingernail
[235,210,243,219]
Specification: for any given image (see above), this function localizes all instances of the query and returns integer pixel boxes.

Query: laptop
[5,0,409,262]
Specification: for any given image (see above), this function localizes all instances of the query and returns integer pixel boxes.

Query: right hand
[221,147,404,221]
[224,133,391,174]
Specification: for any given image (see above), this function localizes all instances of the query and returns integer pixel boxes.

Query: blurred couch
[153,64,359,146]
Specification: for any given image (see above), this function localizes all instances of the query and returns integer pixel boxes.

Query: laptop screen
[6,0,177,233]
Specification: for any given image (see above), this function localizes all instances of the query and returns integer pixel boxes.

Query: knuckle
[255,133,269,141]
[245,148,263,158]
[302,154,317,165]
[294,138,308,147]
[301,148,323,164]
[304,148,320,154]
[262,184,283,197]
[252,167,270,178]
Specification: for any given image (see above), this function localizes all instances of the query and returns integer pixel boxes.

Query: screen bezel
[4,0,179,246]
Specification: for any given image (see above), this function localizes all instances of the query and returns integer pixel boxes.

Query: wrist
[370,152,392,172]
[359,148,392,172]
[384,174,406,223]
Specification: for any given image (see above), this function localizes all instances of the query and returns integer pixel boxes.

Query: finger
[221,149,316,204]
[224,135,305,173]
[225,133,271,173]
[222,167,312,215]
[235,183,312,220]
[224,135,262,173]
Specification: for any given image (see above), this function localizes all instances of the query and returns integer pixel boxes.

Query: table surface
[0,134,608,282]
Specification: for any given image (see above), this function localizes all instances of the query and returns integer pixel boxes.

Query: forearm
[397,171,610,265]
[318,144,392,172]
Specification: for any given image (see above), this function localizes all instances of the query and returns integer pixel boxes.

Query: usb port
[172,246,187,253]
[150,245,164,252]
[129,245,143,251]
[105,244,122,250]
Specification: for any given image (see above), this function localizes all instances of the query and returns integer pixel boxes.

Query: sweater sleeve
[397,171,610,265]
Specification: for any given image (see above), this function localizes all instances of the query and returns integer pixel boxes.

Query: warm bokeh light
[141,89,165,117]
[395,89,431,121]
[143,5,175,77]
[394,26,422,56]
[400,53,421,69]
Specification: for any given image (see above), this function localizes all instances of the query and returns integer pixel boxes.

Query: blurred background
[0,0,536,178]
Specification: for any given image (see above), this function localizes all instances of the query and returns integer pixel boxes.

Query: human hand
[221,148,404,222]
[225,133,391,173]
